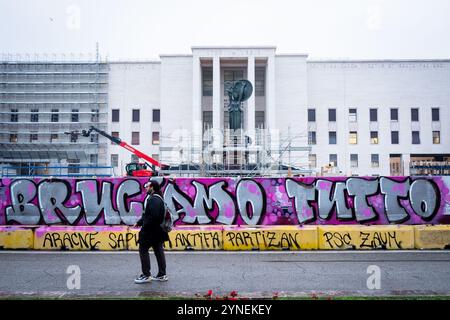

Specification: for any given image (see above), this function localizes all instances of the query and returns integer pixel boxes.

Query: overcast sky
[1,0,450,60]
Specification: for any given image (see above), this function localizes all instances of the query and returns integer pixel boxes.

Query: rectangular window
[153,109,160,122]
[111,154,118,167]
[10,109,18,122]
[50,133,58,143]
[51,109,59,122]
[30,132,38,142]
[349,131,358,144]
[370,108,378,122]
[202,67,213,96]
[255,111,265,128]
[152,131,160,145]
[328,108,336,122]
[309,154,317,168]
[131,154,139,163]
[90,154,98,164]
[10,133,18,143]
[370,131,379,144]
[391,108,398,121]
[90,133,98,143]
[152,154,159,161]
[111,131,119,145]
[131,132,140,145]
[371,154,379,167]
[91,109,99,122]
[350,154,358,168]
[433,131,440,144]
[412,131,420,144]
[112,109,120,122]
[308,109,316,122]
[132,109,140,122]
[31,109,39,122]
[329,131,337,144]
[203,111,213,130]
[224,70,244,96]
[255,67,265,96]
[391,131,399,144]
[308,131,316,145]
[329,154,338,167]
[349,108,357,122]
[71,109,79,122]
[70,132,77,143]
[411,108,419,122]
[432,108,440,121]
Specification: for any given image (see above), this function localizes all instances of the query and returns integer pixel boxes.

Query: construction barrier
[0,225,449,250]
[414,225,450,249]
[0,226,34,249]
[318,225,415,250]
[33,226,129,250]
[222,225,318,250]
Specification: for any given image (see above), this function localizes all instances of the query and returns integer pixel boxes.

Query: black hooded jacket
[136,193,169,245]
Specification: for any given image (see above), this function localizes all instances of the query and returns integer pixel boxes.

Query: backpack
[153,194,173,233]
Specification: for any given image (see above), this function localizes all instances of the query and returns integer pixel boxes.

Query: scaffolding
[0,53,109,175]
[160,125,313,177]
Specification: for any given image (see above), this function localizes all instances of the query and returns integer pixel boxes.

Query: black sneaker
[134,274,151,284]
[150,274,168,281]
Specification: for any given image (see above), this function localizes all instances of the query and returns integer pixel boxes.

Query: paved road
[0,250,449,298]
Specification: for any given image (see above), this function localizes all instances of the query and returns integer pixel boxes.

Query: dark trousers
[139,241,166,277]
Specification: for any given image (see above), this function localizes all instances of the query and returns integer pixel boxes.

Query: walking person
[134,180,169,284]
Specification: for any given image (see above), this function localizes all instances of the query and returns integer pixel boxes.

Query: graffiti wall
[1,176,449,226]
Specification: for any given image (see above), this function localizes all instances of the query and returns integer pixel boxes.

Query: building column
[213,56,221,145]
[402,153,410,176]
[247,56,256,163]
[192,56,202,163]
[266,55,278,156]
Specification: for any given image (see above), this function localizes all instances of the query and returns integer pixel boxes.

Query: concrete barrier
[2,225,450,250]
[223,226,318,250]
[0,226,34,249]
[127,226,224,250]
[414,225,450,249]
[33,226,129,250]
[318,225,415,250]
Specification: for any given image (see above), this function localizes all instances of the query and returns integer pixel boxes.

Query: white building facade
[108,46,449,176]
[2,46,449,177]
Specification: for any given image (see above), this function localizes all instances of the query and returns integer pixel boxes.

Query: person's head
[144,180,161,195]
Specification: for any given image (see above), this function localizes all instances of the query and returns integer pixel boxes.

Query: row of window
[202,68,266,97]
[308,130,441,145]
[309,154,380,168]
[111,109,160,123]
[110,131,160,145]
[8,131,160,145]
[8,108,158,123]
[308,108,440,122]
[9,109,100,122]
[8,133,99,143]
[202,110,266,129]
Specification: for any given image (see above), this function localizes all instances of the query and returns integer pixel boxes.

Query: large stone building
[1,46,449,177]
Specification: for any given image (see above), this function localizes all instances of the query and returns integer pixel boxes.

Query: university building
[1,46,449,177]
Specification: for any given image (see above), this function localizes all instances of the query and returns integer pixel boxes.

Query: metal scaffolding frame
[160,125,313,177]
[0,55,109,175]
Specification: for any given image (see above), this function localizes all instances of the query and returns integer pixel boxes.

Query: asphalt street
[0,250,449,298]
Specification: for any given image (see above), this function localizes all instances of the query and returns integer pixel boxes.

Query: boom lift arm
[81,126,166,170]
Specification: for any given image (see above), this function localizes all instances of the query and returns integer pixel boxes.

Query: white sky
[1,0,450,60]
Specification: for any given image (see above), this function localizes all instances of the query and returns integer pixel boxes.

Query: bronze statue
[226,80,253,130]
